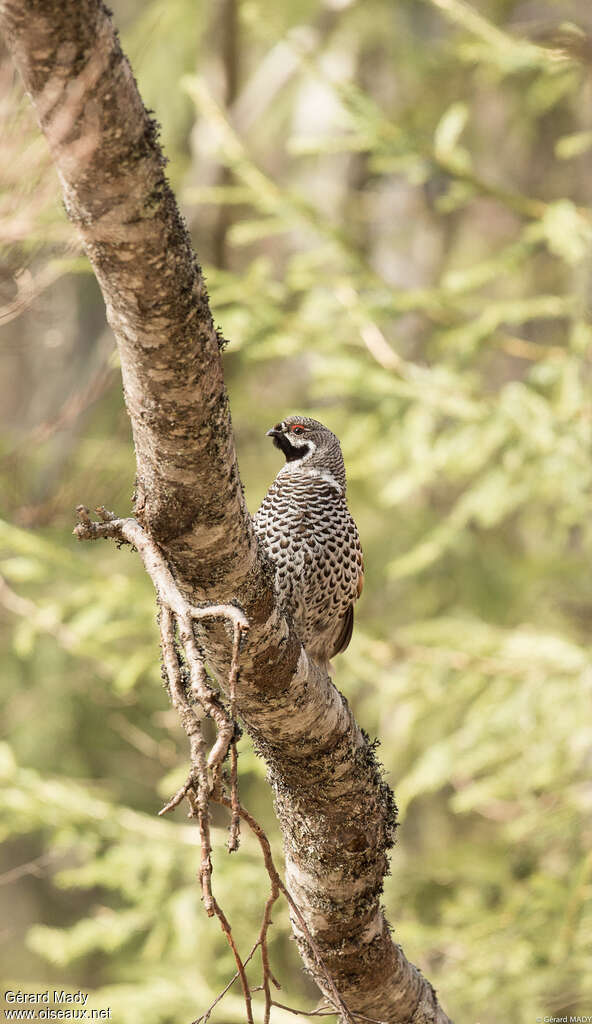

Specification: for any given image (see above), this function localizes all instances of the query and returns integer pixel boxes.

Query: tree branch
[0,1,452,1020]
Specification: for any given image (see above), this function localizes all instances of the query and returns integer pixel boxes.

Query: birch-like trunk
[0,1,452,1020]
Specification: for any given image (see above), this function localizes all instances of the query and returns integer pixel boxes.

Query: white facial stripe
[278,439,317,475]
[297,440,315,460]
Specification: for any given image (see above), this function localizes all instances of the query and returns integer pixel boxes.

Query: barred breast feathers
[253,415,364,667]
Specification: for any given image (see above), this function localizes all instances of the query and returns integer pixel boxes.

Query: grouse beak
[266,426,289,455]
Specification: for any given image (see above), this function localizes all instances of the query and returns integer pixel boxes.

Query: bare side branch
[1,2,453,1020]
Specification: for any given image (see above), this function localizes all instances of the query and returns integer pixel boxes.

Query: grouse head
[266,415,346,490]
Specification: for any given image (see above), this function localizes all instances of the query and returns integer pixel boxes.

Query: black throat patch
[273,433,311,462]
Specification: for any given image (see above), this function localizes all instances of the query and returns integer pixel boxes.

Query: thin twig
[158,778,193,816]
[227,619,243,851]
[229,619,243,720]
[190,936,263,1024]
[210,895,254,1024]
[192,727,216,917]
[76,510,253,1014]
[178,611,235,775]
[270,1001,338,1018]
[270,1001,388,1022]
[74,509,248,632]
[228,737,241,852]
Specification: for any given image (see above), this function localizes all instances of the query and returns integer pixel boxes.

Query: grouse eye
[290,425,306,435]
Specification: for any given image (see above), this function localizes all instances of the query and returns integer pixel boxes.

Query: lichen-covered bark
[0,2,452,1020]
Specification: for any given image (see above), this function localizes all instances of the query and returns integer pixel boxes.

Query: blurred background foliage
[1,0,592,1021]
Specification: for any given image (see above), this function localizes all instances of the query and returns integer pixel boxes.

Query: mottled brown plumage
[253,416,363,668]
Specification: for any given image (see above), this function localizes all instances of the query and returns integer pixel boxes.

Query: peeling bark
[0,1,453,1020]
